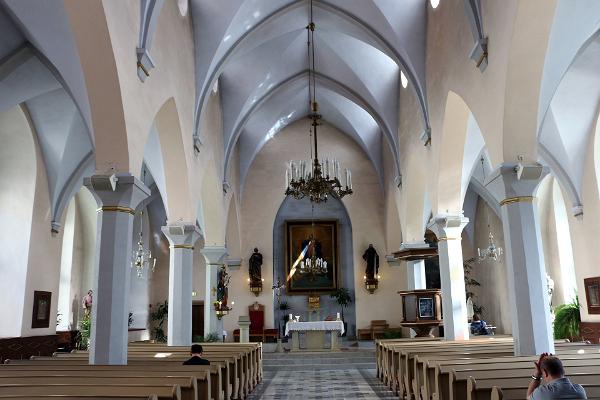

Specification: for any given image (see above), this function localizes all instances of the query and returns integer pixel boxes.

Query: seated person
[470,313,488,335]
[183,344,210,365]
[528,353,587,399]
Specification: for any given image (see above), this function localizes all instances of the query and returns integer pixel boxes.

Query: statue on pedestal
[249,248,263,284]
[217,266,231,308]
[82,290,93,316]
[362,244,379,280]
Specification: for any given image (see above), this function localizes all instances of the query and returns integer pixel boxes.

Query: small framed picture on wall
[584,277,600,315]
[31,291,52,328]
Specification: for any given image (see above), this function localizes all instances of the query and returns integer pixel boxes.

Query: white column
[84,174,150,364]
[427,214,469,341]
[161,223,202,346]
[487,164,554,355]
[201,246,228,336]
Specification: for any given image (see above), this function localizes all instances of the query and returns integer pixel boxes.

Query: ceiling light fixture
[476,156,504,263]
[284,0,353,203]
[430,0,440,9]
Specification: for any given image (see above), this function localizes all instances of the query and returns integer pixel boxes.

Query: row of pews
[376,336,600,400]
[0,341,262,400]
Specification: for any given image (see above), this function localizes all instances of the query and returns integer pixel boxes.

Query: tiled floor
[247,368,396,399]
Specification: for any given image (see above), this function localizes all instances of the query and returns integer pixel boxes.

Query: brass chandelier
[284,0,353,203]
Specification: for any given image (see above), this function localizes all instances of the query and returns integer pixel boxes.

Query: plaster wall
[538,177,562,305]
[234,120,406,336]
[0,106,36,338]
[463,195,511,335]
[20,115,64,337]
[570,133,600,323]
[57,200,76,331]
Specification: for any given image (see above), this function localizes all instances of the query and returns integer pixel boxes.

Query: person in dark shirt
[183,344,210,365]
[528,353,586,399]
[470,313,489,335]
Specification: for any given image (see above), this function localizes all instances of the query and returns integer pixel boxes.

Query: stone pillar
[161,223,202,346]
[427,214,469,341]
[84,174,150,364]
[487,164,554,355]
[238,316,250,343]
[201,246,228,337]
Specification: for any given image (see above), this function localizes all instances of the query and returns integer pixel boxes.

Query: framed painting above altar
[285,220,338,294]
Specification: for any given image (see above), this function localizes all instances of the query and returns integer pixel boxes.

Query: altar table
[285,321,344,352]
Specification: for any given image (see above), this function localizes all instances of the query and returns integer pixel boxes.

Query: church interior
[1,0,600,399]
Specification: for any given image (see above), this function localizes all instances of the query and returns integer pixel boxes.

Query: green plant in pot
[330,288,352,336]
[150,300,168,343]
[554,296,581,341]
[76,314,91,350]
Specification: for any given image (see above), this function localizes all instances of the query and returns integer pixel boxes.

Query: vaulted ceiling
[190,0,429,189]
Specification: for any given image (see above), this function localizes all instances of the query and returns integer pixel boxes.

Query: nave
[1,0,600,398]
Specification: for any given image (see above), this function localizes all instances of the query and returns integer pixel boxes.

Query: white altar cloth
[285,320,345,336]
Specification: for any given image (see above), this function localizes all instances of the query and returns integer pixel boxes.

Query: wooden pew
[466,369,600,400]
[0,370,211,400]
[0,397,157,400]
[1,363,220,400]
[389,339,591,400]
[0,384,181,399]
[24,355,236,400]
[0,375,199,400]
[430,352,600,400]
[379,337,513,394]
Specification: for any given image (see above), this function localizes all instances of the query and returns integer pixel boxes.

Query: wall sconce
[364,274,381,294]
[214,300,232,320]
[248,277,265,296]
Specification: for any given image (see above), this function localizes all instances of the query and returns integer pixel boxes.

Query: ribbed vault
[190,0,429,189]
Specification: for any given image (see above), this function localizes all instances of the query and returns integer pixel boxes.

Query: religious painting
[584,277,600,314]
[418,297,435,319]
[31,291,52,329]
[285,220,338,293]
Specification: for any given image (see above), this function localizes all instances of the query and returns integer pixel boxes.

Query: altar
[285,321,344,352]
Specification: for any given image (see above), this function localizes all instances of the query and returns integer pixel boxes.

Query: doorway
[192,301,204,340]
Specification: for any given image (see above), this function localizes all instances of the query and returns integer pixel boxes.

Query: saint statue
[248,248,263,283]
[82,289,93,315]
[362,244,379,280]
[217,266,231,308]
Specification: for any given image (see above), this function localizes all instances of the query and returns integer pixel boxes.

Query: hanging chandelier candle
[476,157,504,263]
[477,230,503,262]
[132,210,157,278]
[284,1,353,203]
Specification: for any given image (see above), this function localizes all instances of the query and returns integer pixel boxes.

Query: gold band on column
[96,206,135,215]
[437,237,459,242]
[500,196,535,206]
[171,244,194,250]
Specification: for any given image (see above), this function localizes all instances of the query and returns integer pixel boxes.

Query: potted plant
[554,296,581,341]
[76,314,91,350]
[330,287,352,336]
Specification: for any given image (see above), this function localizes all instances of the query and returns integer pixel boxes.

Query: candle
[336,312,340,320]
[289,313,293,321]
[345,168,349,188]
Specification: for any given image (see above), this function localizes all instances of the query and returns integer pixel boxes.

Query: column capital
[486,162,549,204]
[161,223,202,248]
[427,213,469,240]
[398,241,430,250]
[84,173,150,211]
[201,245,229,265]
